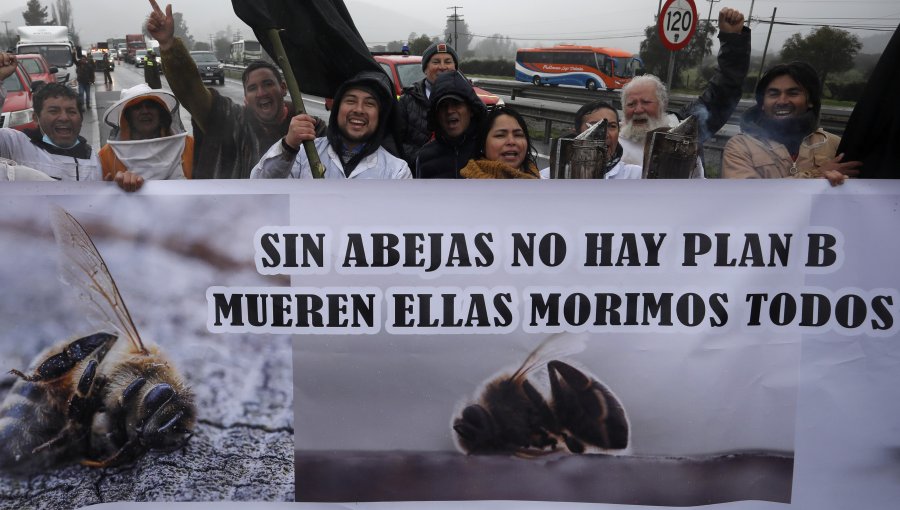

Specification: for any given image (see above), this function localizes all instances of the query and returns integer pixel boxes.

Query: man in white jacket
[251,71,410,180]
[0,74,102,181]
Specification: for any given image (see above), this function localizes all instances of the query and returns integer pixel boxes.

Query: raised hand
[718,7,745,34]
[147,0,175,50]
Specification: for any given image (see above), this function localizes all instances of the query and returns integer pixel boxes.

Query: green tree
[386,40,405,53]
[22,0,53,26]
[193,41,210,51]
[54,0,78,46]
[214,36,231,61]
[444,16,472,54]
[779,26,862,89]
[639,21,716,88]
[409,33,435,56]
[472,34,516,59]
[173,12,195,49]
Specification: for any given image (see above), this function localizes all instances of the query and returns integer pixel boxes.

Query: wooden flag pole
[267,28,326,179]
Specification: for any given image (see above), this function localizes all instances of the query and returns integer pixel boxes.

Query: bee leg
[81,438,140,468]
[521,379,560,450]
[562,434,586,454]
[8,333,117,382]
[548,360,629,451]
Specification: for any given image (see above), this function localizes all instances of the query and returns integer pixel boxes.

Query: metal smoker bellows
[642,115,700,179]
[549,119,608,179]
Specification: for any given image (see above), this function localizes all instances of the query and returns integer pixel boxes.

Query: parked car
[1,64,40,131]
[323,54,503,110]
[15,53,57,86]
[190,51,225,85]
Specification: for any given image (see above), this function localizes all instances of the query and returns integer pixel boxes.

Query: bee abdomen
[0,379,69,470]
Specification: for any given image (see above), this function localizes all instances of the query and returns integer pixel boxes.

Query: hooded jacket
[98,85,194,179]
[325,71,397,176]
[416,71,486,179]
[251,71,410,180]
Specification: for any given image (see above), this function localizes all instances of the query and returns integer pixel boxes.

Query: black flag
[231,0,384,98]
[837,23,900,178]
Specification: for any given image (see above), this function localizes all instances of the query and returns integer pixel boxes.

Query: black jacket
[416,71,486,179]
[396,79,430,171]
[678,27,752,143]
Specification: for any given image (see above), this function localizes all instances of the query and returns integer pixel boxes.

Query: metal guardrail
[473,78,852,137]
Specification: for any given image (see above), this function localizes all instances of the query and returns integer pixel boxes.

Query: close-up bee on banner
[0,206,196,473]
[453,336,629,456]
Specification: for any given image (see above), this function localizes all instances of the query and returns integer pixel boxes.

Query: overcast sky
[3,0,897,55]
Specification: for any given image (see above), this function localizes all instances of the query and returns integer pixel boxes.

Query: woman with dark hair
[461,106,541,179]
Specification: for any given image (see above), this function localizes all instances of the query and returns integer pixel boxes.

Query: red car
[16,53,58,86]
[373,54,502,107]
[324,54,503,110]
[1,63,38,131]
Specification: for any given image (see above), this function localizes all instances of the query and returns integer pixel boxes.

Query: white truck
[15,25,77,89]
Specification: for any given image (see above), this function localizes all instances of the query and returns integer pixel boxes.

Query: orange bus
[515,45,643,90]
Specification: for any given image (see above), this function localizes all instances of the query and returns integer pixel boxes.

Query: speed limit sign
[658,0,698,51]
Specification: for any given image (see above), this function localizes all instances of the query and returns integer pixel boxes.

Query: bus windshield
[17,45,73,68]
[611,56,635,78]
[245,41,261,52]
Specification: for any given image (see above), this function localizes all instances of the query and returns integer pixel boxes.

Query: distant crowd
[0,1,870,189]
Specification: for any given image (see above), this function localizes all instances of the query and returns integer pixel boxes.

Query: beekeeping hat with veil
[101,84,190,179]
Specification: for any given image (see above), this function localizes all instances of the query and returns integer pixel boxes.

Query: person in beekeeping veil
[98,84,195,190]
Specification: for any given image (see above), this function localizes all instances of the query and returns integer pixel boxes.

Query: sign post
[658,0,698,88]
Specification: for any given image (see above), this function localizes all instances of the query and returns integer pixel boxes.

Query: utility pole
[706,0,721,25]
[446,6,463,50]
[757,7,777,82]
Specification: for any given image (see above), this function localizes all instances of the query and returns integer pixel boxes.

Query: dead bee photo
[0,206,195,472]
[453,336,629,456]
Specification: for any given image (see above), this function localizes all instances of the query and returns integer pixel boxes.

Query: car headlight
[7,108,34,128]
[218,63,224,69]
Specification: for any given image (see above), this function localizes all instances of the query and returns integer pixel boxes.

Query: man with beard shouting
[722,61,861,184]
[618,7,750,174]
[251,71,410,179]
[146,0,323,178]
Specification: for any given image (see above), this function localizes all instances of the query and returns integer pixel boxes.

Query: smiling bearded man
[250,71,410,179]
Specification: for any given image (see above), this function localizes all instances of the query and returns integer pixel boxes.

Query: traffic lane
[81,62,329,151]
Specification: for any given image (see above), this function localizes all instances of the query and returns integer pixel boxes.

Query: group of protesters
[0,1,870,188]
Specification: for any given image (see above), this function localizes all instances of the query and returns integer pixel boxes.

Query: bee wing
[510,333,587,383]
[49,206,147,354]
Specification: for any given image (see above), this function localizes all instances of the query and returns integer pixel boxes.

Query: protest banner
[0,180,898,510]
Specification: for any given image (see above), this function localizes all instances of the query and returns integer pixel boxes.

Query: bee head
[138,383,197,452]
[453,404,502,453]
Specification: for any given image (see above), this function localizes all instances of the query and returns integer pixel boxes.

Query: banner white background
[0,179,898,510]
